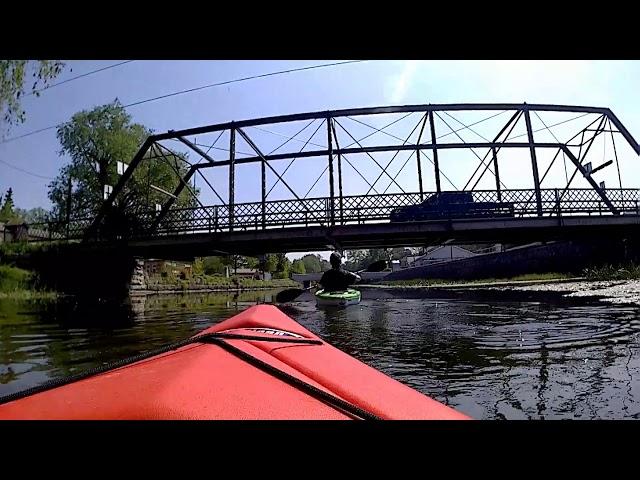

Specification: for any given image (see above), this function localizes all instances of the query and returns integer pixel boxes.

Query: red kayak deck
[0,305,469,420]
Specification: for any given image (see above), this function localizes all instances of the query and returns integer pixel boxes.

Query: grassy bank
[147,273,299,291]
[0,242,59,299]
[582,263,640,281]
[0,264,58,300]
[377,272,574,287]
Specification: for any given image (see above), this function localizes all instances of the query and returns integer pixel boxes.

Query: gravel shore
[506,279,640,304]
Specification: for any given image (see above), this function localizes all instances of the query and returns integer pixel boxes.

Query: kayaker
[319,252,361,292]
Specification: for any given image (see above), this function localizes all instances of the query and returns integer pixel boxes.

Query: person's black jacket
[319,268,360,292]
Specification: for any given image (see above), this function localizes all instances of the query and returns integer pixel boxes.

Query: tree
[344,248,391,271]
[344,250,368,271]
[0,188,16,222]
[272,253,291,279]
[191,258,204,276]
[391,247,411,260]
[368,248,391,263]
[1,61,65,134]
[301,254,322,273]
[48,100,197,236]
[320,259,331,272]
[14,207,49,224]
[223,255,247,274]
[202,256,226,275]
[245,257,259,269]
[264,254,278,273]
[291,259,306,274]
[275,253,288,271]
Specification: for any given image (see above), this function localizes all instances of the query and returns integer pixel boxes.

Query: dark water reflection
[2,288,640,419]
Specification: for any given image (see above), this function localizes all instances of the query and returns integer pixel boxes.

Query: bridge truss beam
[83,103,640,243]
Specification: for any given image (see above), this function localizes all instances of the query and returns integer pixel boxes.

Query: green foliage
[382,273,570,287]
[202,256,227,275]
[146,270,298,289]
[245,256,259,269]
[223,255,247,273]
[0,241,43,258]
[344,250,368,271]
[0,188,17,222]
[0,264,57,299]
[0,265,32,291]
[344,248,392,271]
[300,254,322,273]
[0,188,50,226]
[48,100,197,236]
[0,290,57,300]
[229,277,298,288]
[273,253,291,278]
[192,257,205,276]
[0,60,65,133]
[583,263,640,281]
[291,259,306,274]
[264,254,278,273]
[13,207,49,224]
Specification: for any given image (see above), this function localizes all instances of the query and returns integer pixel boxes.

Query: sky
[1,60,640,260]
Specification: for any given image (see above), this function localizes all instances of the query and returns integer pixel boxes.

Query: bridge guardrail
[23,188,640,241]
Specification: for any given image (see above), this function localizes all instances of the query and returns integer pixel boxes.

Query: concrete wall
[412,245,476,267]
[383,239,635,281]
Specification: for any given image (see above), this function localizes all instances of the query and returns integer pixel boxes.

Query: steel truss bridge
[33,103,640,256]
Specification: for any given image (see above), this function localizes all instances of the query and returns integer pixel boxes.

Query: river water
[1,288,640,419]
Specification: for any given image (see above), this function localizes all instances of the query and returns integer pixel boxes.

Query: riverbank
[140,275,299,295]
[0,265,58,300]
[366,273,640,305]
[133,283,297,295]
[369,273,576,289]
[505,279,640,304]
[0,290,58,300]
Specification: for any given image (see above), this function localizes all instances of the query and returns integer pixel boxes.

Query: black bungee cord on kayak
[0,332,382,421]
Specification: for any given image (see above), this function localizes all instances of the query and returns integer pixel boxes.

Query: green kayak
[315,289,361,307]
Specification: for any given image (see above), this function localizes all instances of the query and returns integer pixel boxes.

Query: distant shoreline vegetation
[146,273,299,291]
[373,266,640,287]
[375,272,575,287]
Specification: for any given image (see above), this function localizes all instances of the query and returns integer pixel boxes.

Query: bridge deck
[75,214,640,258]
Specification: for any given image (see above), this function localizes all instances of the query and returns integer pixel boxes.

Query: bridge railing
[152,188,640,235]
[23,217,94,242]
[22,188,640,241]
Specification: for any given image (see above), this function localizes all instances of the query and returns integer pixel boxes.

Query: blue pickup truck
[389,192,515,222]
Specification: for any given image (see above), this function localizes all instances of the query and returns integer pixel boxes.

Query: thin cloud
[389,61,420,103]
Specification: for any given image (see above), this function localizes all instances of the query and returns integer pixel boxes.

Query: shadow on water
[2,287,640,419]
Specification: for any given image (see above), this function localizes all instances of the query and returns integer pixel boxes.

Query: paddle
[275,259,388,303]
